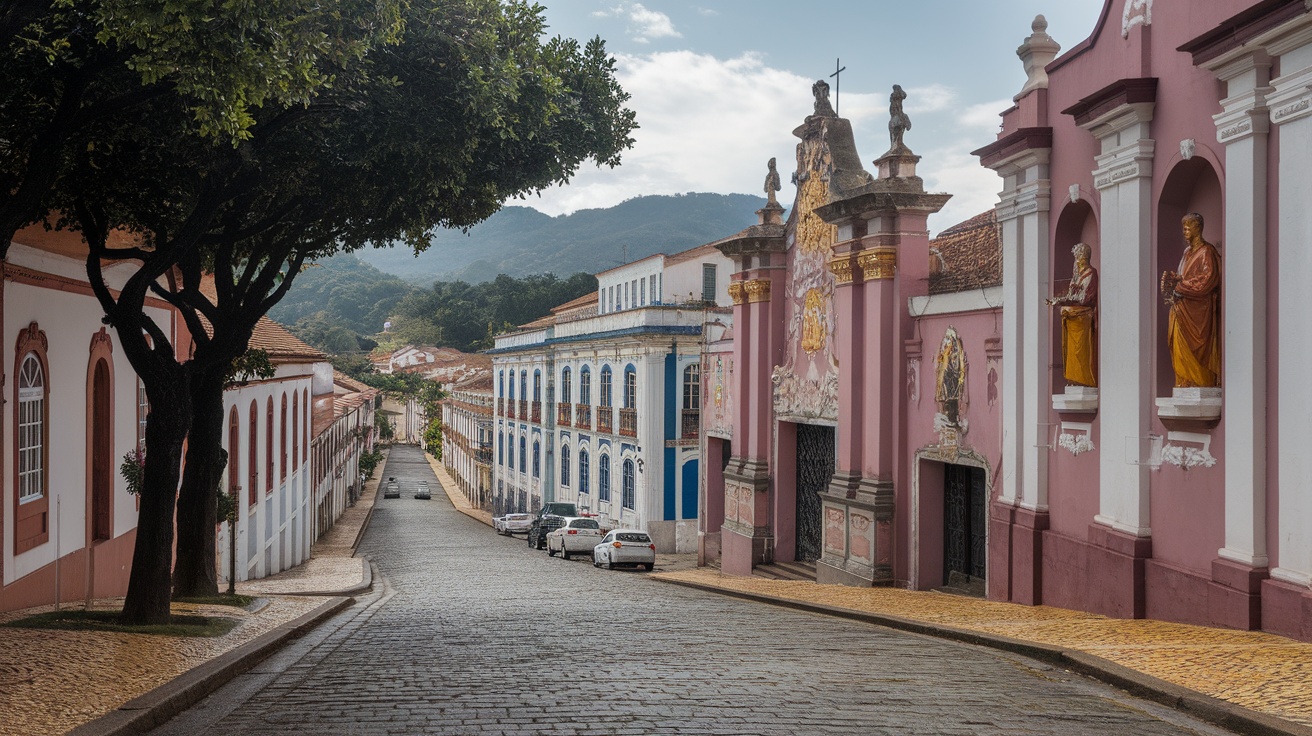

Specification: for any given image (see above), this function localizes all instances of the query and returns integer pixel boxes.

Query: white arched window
[18,353,46,502]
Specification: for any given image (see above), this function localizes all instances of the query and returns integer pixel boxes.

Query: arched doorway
[91,360,112,541]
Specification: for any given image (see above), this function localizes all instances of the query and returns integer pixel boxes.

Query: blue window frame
[599,455,611,501]
[560,445,571,486]
[580,366,591,404]
[532,441,540,478]
[507,433,514,467]
[498,431,504,466]
[519,437,526,474]
[561,367,572,404]
[600,366,613,407]
[578,450,590,495]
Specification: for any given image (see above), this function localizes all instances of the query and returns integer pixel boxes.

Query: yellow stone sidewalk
[655,568,1312,730]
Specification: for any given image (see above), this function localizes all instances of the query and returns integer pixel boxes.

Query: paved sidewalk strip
[653,568,1312,733]
[425,451,494,527]
[0,449,391,736]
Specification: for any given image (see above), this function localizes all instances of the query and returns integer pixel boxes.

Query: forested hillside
[359,192,768,283]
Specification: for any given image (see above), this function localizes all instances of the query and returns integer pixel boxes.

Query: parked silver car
[592,529,655,571]
[495,513,534,536]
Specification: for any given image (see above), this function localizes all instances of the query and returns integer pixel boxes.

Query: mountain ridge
[358,192,771,283]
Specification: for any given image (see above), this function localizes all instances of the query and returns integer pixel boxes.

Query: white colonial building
[489,242,733,552]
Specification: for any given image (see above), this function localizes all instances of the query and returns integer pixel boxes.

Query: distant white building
[489,242,733,552]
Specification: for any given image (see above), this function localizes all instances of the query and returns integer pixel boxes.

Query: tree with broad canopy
[1,0,635,624]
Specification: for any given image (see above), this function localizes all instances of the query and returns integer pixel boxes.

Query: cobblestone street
[147,446,1235,735]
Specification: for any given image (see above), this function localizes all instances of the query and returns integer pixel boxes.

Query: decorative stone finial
[812,79,836,118]
[888,84,911,153]
[764,157,781,206]
[1015,14,1061,101]
[758,157,785,225]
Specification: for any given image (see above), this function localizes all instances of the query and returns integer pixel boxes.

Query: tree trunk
[173,366,226,598]
[121,395,190,625]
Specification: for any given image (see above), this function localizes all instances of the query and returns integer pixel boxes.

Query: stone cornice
[1061,77,1158,128]
[712,223,787,260]
[971,127,1053,170]
[813,189,951,224]
[1178,0,1307,66]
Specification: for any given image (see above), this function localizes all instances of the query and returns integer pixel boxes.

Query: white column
[1086,103,1155,536]
[1270,45,1312,585]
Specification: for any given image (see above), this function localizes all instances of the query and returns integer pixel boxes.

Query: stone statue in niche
[935,327,967,424]
[812,79,836,117]
[764,157,781,207]
[1046,242,1099,387]
[1160,213,1221,387]
[888,84,912,153]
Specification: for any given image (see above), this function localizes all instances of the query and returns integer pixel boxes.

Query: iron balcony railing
[597,407,614,434]
[618,408,638,437]
[558,403,572,425]
[531,401,542,424]
[682,409,700,439]
[574,404,592,430]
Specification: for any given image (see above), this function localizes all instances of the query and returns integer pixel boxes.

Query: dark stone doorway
[795,424,834,562]
[943,463,986,595]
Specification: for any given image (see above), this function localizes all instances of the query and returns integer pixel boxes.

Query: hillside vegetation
[359,192,768,282]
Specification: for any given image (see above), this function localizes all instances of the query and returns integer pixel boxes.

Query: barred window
[622,459,636,510]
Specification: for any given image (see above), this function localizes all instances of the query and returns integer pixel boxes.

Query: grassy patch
[173,593,256,608]
[4,610,239,637]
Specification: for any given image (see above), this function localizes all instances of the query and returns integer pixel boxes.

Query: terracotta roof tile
[550,292,599,314]
[928,211,1002,295]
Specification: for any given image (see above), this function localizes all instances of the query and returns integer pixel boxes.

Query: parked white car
[495,513,534,536]
[546,517,603,559]
[592,529,656,571]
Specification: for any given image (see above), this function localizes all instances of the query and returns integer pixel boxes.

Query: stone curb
[65,596,354,736]
[249,558,374,598]
[653,576,1312,736]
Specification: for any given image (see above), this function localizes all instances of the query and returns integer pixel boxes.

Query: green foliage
[120,448,145,496]
[382,272,597,352]
[358,449,384,480]
[216,485,236,526]
[424,417,443,460]
[58,0,406,141]
[224,349,276,387]
[268,254,417,338]
[375,411,395,441]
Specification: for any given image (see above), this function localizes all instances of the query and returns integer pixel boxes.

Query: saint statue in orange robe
[1160,213,1221,388]
[1047,242,1098,387]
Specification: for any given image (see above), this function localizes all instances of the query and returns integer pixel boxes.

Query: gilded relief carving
[727,281,745,305]
[744,279,772,303]
[827,255,854,284]
[801,288,827,354]
[795,170,836,256]
[857,248,897,280]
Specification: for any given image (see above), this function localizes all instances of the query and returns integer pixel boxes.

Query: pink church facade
[975,0,1311,640]
[703,82,1006,595]
[706,0,1312,643]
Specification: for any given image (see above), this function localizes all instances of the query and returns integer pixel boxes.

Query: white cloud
[594,2,681,43]
[526,50,1007,234]
[695,6,718,16]
[530,50,814,215]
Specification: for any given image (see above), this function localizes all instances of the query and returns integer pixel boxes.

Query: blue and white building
[489,242,733,552]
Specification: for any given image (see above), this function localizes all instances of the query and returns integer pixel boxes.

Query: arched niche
[1155,158,1223,397]
[1051,200,1100,393]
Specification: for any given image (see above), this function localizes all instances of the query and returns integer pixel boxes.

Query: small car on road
[414,481,431,500]
[495,513,534,536]
[546,517,603,559]
[383,480,400,499]
[593,529,656,571]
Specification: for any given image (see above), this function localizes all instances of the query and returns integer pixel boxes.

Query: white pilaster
[1270,57,1312,583]
[1208,51,1272,568]
[1086,103,1155,536]
[991,152,1052,512]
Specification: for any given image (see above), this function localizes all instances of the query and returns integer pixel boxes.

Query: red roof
[928,211,1002,295]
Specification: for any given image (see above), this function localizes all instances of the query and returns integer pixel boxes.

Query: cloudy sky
[525,0,1107,233]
